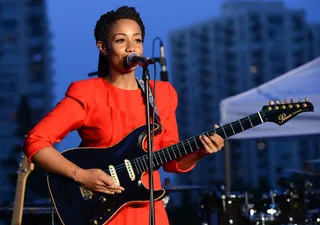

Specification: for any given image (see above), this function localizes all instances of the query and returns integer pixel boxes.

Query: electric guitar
[47,98,314,225]
[11,153,34,225]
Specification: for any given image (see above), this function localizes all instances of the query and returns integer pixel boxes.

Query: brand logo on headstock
[278,109,302,124]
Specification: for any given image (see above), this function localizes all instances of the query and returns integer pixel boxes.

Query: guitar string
[105,106,296,174]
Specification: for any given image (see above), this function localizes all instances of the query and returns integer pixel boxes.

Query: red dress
[24,77,195,225]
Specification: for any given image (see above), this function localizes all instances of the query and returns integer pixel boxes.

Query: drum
[249,189,310,225]
[217,192,253,225]
[249,190,284,225]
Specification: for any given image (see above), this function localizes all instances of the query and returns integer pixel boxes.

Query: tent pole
[225,140,231,194]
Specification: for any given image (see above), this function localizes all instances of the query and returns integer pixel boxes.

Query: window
[292,15,304,31]
[27,15,44,35]
[1,34,18,50]
[0,20,18,32]
[268,15,283,25]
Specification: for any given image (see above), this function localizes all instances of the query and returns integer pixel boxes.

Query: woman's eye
[115,39,125,43]
[135,39,142,43]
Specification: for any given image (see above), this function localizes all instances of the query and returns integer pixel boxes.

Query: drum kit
[199,170,320,225]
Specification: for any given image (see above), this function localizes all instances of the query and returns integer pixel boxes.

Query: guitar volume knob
[90,219,98,225]
[99,196,107,202]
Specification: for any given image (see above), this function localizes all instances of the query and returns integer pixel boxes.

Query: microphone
[126,52,155,68]
[159,41,169,81]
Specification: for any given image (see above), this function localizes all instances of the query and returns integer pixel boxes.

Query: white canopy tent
[219,57,320,193]
[220,57,320,139]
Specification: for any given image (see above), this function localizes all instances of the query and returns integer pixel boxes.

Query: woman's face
[105,19,144,74]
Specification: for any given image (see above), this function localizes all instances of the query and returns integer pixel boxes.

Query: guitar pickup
[108,165,120,186]
[124,159,136,181]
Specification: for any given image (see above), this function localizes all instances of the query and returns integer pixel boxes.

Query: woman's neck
[104,73,138,90]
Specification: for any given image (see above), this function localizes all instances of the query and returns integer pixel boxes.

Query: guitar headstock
[261,98,314,125]
[18,152,34,180]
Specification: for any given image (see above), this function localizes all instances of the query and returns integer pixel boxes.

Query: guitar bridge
[124,159,136,181]
[79,185,93,200]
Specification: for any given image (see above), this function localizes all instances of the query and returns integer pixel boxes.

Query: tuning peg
[290,99,294,103]
[276,100,281,104]
[284,99,288,104]
[269,100,274,105]
[305,97,309,102]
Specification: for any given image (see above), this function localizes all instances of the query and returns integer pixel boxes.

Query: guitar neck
[133,111,265,172]
[11,178,27,225]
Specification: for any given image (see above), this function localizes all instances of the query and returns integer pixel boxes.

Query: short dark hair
[94,6,145,77]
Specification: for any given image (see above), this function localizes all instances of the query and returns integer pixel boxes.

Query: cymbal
[283,168,320,176]
[162,184,207,191]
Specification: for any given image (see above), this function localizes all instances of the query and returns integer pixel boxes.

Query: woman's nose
[126,41,136,52]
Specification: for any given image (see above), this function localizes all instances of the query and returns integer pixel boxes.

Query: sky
[46,0,320,181]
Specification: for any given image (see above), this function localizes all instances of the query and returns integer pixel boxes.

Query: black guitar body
[47,125,165,225]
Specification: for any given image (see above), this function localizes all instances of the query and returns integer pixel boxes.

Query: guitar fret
[194,137,199,149]
[257,111,264,123]
[171,146,177,158]
[136,160,142,173]
[230,123,235,134]
[162,149,168,162]
[146,156,156,168]
[221,126,227,138]
[167,149,172,161]
[154,153,160,166]
[186,139,191,154]
[177,144,183,156]
[133,163,139,173]
[248,116,253,127]
[158,153,164,165]
[142,158,148,171]
[144,159,149,171]
[239,120,244,131]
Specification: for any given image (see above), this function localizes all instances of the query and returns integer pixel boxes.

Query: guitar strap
[136,78,162,132]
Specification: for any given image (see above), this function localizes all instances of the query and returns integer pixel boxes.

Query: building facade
[169,1,320,195]
[0,0,53,205]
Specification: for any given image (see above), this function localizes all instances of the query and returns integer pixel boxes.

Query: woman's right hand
[75,168,125,194]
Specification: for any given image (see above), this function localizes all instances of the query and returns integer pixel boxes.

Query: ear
[97,41,107,56]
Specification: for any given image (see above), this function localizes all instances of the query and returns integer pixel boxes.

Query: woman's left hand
[198,124,224,155]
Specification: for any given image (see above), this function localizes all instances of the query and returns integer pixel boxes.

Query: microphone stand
[141,64,155,225]
[153,57,169,81]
